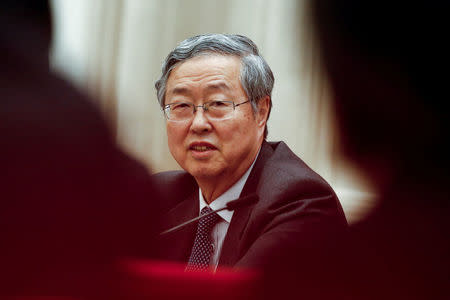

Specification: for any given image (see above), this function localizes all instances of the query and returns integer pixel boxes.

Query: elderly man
[153,34,346,272]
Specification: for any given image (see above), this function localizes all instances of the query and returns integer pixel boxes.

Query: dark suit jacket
[153,141,347,270]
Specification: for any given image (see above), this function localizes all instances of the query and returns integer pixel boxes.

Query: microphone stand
[160,206,229,236]
[159,193,258,236]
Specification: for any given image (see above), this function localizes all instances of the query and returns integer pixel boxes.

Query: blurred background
[49,0,376,224]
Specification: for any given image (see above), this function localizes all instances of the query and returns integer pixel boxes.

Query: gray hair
[155,33,274,138]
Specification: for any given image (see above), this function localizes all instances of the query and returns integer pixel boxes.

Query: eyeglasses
[163,100,250,122]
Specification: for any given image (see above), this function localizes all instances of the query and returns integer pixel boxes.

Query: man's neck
[198,180,233,204]
[197,170,247,204]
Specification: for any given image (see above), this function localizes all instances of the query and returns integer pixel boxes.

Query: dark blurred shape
[263,2,450,299]
[312,2,449,184]
[0,0,51,24]
[0,0,161,296]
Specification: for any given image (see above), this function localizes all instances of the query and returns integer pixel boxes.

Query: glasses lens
[168,103,192,121]
[206,101,234,119]
[165,101,236,121]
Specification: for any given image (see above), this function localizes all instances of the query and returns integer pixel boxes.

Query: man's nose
[190,109,212,133]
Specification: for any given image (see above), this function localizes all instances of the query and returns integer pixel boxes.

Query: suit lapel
[218,142,274,267]
[158,192,199,262]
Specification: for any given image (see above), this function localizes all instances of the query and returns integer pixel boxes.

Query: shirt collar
[199,149,260,223]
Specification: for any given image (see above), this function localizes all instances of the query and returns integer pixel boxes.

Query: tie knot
[199,206,221,230]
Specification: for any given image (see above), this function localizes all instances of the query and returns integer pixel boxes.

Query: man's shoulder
[257,141,337,200]
[263,141,329,184]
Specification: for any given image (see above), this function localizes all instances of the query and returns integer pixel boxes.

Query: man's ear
[256,96,270,127]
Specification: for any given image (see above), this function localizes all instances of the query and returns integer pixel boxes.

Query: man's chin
[187,167,222,181]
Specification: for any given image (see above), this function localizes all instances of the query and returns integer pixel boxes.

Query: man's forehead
[166,55,241,94]
[170,82,232,95]
[171,53,241,74]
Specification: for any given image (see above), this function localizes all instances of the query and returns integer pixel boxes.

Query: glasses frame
[163,99,250,122]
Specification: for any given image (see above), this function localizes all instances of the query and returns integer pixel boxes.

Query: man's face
[165,55,266,188]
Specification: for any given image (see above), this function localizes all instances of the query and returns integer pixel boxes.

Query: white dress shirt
[198,151,259,270]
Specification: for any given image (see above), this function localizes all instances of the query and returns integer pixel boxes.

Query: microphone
[160,193,258,236]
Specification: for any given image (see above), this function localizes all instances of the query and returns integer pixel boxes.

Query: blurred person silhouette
[0,2,263,299]
[0,0,163,296]
[262,2,450,299]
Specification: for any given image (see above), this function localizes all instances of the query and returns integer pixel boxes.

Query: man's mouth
[189,143,217,152]
[191,145,214,151]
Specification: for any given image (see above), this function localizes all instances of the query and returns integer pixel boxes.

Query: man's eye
[171,103,191,110]
[209,101,229,108]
